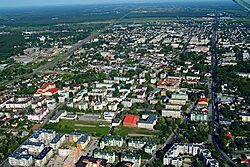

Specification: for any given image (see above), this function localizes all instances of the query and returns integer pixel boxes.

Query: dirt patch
[128,133,155,137]
[31,124,42,131]
[74,124,96,128]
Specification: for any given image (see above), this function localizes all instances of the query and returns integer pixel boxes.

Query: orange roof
[123,114,138,125]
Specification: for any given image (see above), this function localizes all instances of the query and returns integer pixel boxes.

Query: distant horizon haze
[0,0,230,8]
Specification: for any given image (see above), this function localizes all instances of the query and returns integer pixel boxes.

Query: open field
[43,120,110,137]
[113,126,160,137]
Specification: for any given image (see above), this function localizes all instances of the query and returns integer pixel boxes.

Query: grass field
[43,120,110,137]
[113,126,160,137]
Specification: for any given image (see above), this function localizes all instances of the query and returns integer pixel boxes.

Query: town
[0,1,249,167]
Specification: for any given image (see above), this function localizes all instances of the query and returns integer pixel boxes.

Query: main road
[209,16,236,167]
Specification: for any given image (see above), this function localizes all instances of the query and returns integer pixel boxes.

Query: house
[94,149,116,163]
[100,135,124,149]
[137,114,157,130]
[123,114,138,128]
[50,133,65,150]
[35,147,53,167]
[75,156,107,167]
[121,153,141,167]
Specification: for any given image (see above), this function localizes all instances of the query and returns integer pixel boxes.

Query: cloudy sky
[0,0,229,8]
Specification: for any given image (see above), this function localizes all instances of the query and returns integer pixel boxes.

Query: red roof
[123,114,138,125]
[225,132,233,138]
[46,88,58,94]
[72,84,81,87]
[199,98,208,103]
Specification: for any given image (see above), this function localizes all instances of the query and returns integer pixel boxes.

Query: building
[103,112,115,121]
[163,143,200,166]
[191,112,208,122]
[137,114,157,130]
[5,96,33,110]
[199,149,219,167]
[34,82,58,97]
[239,113,250,122]
[115,161,134,167]
[198,98,209,107]
[163,143,218,167]
[121,153,141,167]
[171,93,188,101]
[35,147,53,167]
[75,156,107,167]
[123,114,138,128]
[169,98,186,105]
[144,142,157,154]
[94,149,116,163]
[112,113,122,127]
[162,109,181,118]
[50,133,65,150]
[128,138,147,149]
[69,132,85,142]
[77,134,91,150]
[8,148,33,167]
[27,107,49,122]
[165,104,182,110]
[20,141,45,154]
[100,135,124,149]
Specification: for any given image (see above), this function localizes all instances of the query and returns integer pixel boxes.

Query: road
[144,104,194,166]
[209,16,237,167]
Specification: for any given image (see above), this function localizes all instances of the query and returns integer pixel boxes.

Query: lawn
[43,120,110,137]
[113,126,160,137]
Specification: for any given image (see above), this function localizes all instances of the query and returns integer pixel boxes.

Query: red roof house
[123,114,138,128]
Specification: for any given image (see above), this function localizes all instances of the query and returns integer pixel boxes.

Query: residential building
[50,133,65,150]
[35,147,53,167]
[75,156,107,167]
[191,112,208,122]
[121,153,141,167]
[94,149,116,163]
[100,135,123,149]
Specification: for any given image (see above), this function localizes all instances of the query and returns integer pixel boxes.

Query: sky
[0,0,229,8]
